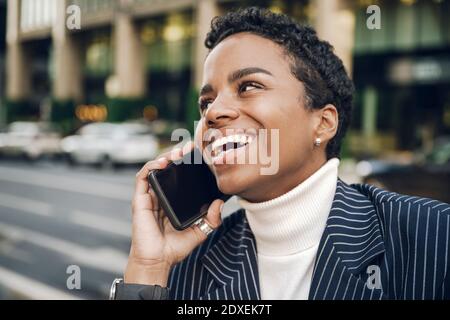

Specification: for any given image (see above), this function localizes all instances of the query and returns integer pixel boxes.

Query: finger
[148,189,159,209]
[132,193,156,212]
[161,199,224,259]
[130,193,161,233]
[135,157,168,195]
[168,147,183,162]
[203,199,224,229]
[181,141,195,156]
[190,199,224,242]
[158,209,169,233]
[157,146,181,161]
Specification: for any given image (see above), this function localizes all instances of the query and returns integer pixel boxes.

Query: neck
[239,155,327,202]
[238,158,339,256]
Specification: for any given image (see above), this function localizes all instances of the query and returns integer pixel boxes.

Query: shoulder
[350,184,450,297]
[350,183,450,218]
[351,183,450,265]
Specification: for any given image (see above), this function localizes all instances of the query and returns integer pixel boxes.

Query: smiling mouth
[209,134,254,158]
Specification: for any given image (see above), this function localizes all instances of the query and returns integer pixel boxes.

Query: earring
[314,137,322,147]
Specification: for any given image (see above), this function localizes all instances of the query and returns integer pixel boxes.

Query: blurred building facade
[3,0,450,157]
[352,0,450,157]
[0,0,5,127]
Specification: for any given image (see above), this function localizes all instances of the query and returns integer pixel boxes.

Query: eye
[198,99,212,113]
[238,81,263,94]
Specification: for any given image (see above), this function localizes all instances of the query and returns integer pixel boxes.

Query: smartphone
[148,148,231,230]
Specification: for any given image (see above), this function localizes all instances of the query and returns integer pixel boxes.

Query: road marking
[0,192,53,216]
[0,265,81,300]
[0,166,133,201]
[0,241,34,264]
[0,222,128,275]
[70,210,131,238]
[0,191,131,238]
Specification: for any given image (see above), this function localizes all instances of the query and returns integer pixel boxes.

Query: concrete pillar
[52,0,83,101]
[52,38,83,101]
[6,0,31,100]
[113,12,146,97]
[362,85,378,151]
[193,0,219,89]
[313,0,355,76]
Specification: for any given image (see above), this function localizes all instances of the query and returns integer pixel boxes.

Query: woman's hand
[124,143,224,287]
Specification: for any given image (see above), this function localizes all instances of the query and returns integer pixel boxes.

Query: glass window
[354,0,450,54]
[20,0,57,31]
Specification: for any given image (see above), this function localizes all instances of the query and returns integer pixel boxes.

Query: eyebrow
[199,67,273,97]
[228,67,273,84]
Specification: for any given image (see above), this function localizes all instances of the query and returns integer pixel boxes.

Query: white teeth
[211,136,227,151]
[210,134,254,157]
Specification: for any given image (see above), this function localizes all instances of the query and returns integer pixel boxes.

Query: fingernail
[219,203,224,213]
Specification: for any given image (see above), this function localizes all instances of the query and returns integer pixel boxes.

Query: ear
[314,104,338,143]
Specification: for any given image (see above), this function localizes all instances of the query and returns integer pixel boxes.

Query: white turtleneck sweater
[237,158,339,300]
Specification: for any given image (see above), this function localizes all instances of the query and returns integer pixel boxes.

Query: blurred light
[141,25,157,44]
[105,75,121,98]
[389,59,413,85]
[413,60,442,81]
[400,0,416,5]
[389,58,445,85]
[143,105,158,121]
[269,0,284,14]
[358,0,380,6]
[269,6,283,14]
[163,23,184,42]
[356,161,373,177]
[75,105,108,122]
[161,13,192,42]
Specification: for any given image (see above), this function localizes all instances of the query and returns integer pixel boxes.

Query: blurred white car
[60,122,159,167]
[0,121,62,160]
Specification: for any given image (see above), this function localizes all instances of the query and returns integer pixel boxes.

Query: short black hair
[205,7,354,159]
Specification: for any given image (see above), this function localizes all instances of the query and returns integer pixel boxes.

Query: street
[0,159,135,299]
[0,158,242,300]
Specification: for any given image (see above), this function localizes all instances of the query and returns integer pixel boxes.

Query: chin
[215,174,245,196]
[213,165,259,197]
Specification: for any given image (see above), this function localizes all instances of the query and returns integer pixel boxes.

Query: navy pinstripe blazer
[168,180,450,300]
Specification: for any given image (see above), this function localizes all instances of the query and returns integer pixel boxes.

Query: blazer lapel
[309,180,387,300]
[199,180,388,300]
[200,210,260,300]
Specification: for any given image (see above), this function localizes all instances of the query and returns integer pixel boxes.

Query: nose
[204,98,239,128]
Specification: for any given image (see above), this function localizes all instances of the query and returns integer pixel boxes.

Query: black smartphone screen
[149,148,230,230]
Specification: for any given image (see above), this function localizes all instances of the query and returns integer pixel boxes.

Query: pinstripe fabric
[168,180,450,300]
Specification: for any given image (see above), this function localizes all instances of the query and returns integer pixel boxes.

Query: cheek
[193,120,205,150]
[276,113,315,163]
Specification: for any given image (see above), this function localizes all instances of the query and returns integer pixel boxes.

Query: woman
[111,7,450,300]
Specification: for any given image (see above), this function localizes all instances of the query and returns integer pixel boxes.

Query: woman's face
[195,32,331,202]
